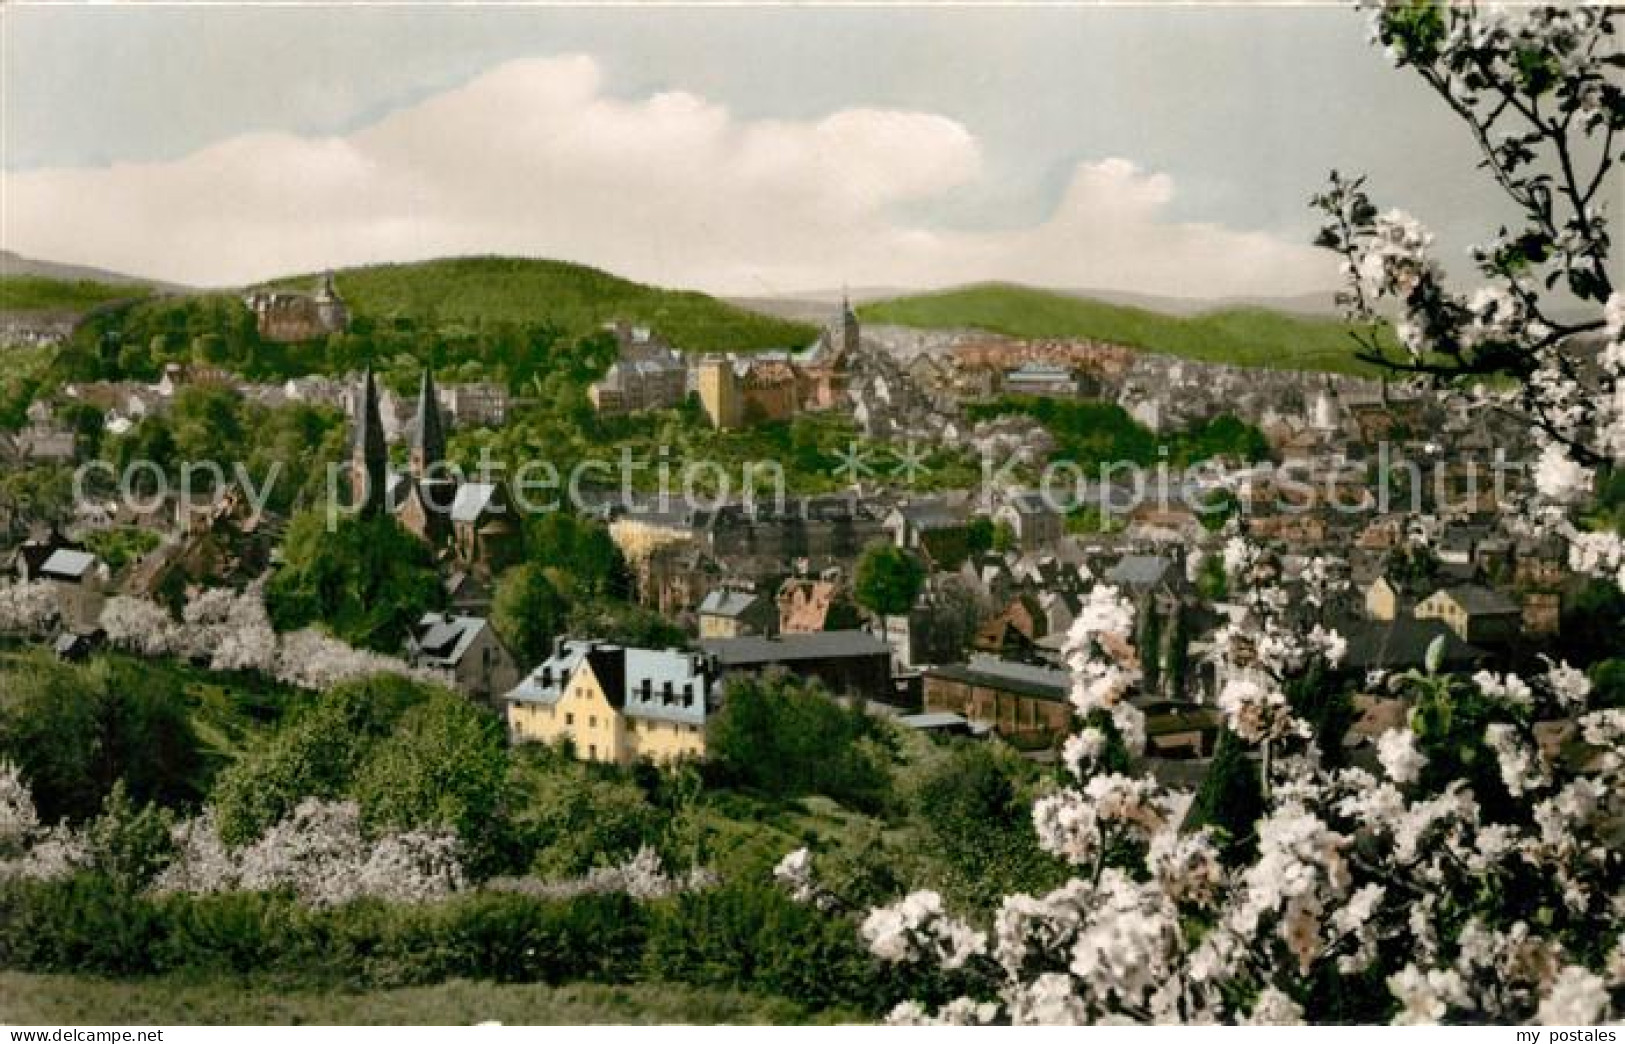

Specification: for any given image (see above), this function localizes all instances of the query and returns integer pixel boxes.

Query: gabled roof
[1002,491,1054,516]
[506,640,712,726]
[700,630,889,666]
[410,612,488,666]
[1333,616,1484,671]
[926,654,1071,703]
[450,482,500,522]
[39,549,97,580]
[890,501,963,531]
[1430,584,1520,616]
[1105,554,1174,590]
[698,589,765,619]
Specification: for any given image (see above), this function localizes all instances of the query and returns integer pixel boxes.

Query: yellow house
[505,640,714,766]
[1364,576,1402,621]
[1413,584,1521,645]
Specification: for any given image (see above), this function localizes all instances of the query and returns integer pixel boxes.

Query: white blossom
[1484,724,1548,798]
[1376,727,1427,786]
[1388,964,1469,1025]
[99,596,180,656]
[1242,987,1306,1026]
[0,581,60,635]
[861,890,986,970]
[1536,966,1611,1026]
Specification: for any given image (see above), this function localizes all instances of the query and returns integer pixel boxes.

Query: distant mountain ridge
[855,282,1388,377]
[735,285,1340,320]
[2,251,1368,372]
[0,250,184,290]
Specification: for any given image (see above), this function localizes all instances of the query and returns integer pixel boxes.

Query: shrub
[705,673,894,814]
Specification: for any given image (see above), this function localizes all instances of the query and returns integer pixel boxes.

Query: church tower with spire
[351,367,388,515]
[840,292,860,356]
[410,368,446,479]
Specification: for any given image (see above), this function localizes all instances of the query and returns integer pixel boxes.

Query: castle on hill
[245,271,349,343]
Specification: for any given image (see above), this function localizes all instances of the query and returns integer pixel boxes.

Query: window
[589,715,597,728]
[589,744,597,759]
[565,713,574,726]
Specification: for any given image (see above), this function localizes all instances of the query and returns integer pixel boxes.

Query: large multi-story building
[245,272,349,343]
[505,640,716,765]
[588,324,689,414]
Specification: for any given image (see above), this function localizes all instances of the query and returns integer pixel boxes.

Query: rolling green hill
[859,282,1389,376]
[0,275,150,314]
[275,256,818,354]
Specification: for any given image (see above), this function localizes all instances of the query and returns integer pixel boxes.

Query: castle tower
[351,366,388,515]
[697,356,740,430]
[314,270,348,332]
[410,367,446,479]
[840,293,860,356]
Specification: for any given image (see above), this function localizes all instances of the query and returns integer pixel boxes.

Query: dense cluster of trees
[705,674,895,815]
[965,397,1273,470]
[0,654,205,824]
[265,513,444,653]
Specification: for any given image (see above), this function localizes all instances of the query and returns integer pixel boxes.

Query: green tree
[492,564,569,669]
[1186,728,1263,866]
[169,385,247,469]
[1136,602,1162,697]
[991,519,1018,553]
[911,743,1068,910]
[1589,658,1625,710]
[706,673,892,813]
[1164,605,1190,699]
[0,654,204,823]
[1195,554,1228,601]
[964,515,994,554]
[213,676,507,852]
[1288,662,1355,769]
[265,511,442,652]
[352,689,509,867]
[1558,579,1625,666]
[81,782,176,894]
[564,600,687,650]
[853,542,924,621]
[524,513,631,600]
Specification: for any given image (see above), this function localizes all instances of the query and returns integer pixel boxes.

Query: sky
[0,3,1547,299]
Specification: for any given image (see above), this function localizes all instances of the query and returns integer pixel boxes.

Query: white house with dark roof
[697,587,777,639]
[405,612,519,705]
[37,549,108,631]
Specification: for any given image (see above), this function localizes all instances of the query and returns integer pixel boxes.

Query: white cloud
[3,54,1335,298]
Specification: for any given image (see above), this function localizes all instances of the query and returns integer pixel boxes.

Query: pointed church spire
[411,367,446,478]
[840,286,859,355]
[351,366,388,515]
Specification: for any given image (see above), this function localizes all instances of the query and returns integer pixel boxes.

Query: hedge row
[0,876,913,1015]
